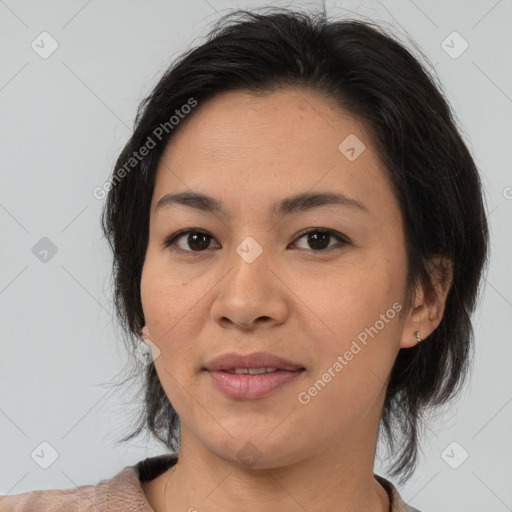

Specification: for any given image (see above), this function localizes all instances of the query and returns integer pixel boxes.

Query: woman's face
[140,87,412,468]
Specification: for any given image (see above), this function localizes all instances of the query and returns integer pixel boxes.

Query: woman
[1,6,488,512]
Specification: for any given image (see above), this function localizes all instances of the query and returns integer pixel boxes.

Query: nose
[210,241,289,331]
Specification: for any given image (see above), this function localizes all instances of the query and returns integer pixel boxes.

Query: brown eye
[292,229,349,252]
[164,228,349,255]
[164,230,219,252]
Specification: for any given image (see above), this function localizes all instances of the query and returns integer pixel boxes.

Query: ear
[139,324,161,361]
[140,324,151,340]
[400,256,453,348]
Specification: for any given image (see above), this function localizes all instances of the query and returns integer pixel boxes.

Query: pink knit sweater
[0,454,420,511]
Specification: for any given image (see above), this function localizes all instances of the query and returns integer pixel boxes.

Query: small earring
[414,330,422,342]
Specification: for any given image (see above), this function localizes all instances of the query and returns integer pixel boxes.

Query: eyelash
[163,228,351,255]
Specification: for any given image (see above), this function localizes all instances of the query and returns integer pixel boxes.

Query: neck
[143,427,390,512]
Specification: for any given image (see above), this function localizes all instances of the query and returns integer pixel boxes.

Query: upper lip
[204,352,305,372]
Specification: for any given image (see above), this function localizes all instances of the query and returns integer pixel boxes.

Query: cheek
[140,264,201,411]
[141,244,202,327]
[293,258,404,400]
[295,297,402,441]
[140,254,200,371]
[294,254,404,335]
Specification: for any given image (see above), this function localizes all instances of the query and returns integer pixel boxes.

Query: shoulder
[0,461,155,512]
[0,483,104,511]
[375,474,423,512]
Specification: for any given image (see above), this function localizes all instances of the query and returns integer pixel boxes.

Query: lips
[203,351,304,372]
[203,351,305,400]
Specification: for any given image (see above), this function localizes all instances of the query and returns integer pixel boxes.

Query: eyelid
[163,228,216,250]
[163,227,351,253]
[292,227,351,247]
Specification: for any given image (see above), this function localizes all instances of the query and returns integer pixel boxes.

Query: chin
[201,429,307,470]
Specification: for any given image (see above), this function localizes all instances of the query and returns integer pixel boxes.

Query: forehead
[161,87,362,163]
[151,87,394,219]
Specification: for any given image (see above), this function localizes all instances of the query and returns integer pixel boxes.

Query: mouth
[203,351,306,400]
[203,351,304,372]
[221,367,289,374]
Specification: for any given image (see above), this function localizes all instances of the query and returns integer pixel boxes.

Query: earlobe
[141,324,150,340]
[399,256,453,349]
[400,322,425,349]
[400,299,428,349]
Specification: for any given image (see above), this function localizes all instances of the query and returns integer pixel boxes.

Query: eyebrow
[154,190,368,218]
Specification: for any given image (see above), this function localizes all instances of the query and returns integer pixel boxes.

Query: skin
[138,87,450,512]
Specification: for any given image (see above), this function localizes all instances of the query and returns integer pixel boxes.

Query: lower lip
[206,369,305,399]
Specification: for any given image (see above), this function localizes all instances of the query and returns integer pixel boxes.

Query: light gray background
[1,1,511,511]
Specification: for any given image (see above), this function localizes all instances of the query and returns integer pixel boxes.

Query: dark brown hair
[101,6,489,484]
